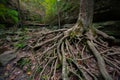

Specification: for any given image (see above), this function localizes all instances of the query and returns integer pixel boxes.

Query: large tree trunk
[77,0,112,80]
[66,0,94,35]
[78,0,94,29]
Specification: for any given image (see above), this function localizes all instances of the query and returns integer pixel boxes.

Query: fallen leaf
[27,71,31,76]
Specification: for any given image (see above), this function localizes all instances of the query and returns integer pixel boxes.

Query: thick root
[26,27,120,80]
[87,40,112,80]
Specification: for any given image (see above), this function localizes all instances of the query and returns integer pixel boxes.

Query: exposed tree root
[95,28,115,40]
[27,26,120,80]
[87,40,112,80]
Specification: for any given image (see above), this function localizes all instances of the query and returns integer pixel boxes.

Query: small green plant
[14,42,26,49]
[17,58,31,68]
[14,36,28,49]
[14,28,30,49]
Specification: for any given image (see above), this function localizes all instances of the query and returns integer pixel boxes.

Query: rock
[0,50,16,66]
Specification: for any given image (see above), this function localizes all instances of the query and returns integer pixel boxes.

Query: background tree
[17,0,22,27]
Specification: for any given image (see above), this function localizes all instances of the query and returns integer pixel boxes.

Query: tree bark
[77,0,94,30]
[78,0,112,80]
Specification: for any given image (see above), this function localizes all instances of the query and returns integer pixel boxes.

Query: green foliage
[14,35,30,49]
[41,0,57,22]
[7,9,19,23]
[20,0,79,25]
[14,42,26,49]
[43,0,57,15]
[14,28,30,49]
[17,58,31,68]
[40,0,79,24]
[0,3,18,25]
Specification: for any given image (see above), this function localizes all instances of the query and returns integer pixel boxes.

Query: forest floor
[0,26,120,80]
[0,27,50,80]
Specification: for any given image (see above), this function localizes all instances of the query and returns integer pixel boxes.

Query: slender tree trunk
[17,0,22,27]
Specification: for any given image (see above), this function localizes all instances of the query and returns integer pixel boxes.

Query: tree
[30,0,117,80]
[17,0,22,27]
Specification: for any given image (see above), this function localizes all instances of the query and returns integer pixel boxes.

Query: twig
[103,56,120,71]
[48,59,55,80]
[66,40,76,59]
[76,49,111,61]
[36,36,45,43]
[65,39,71,56]
[39,57,56,79]
[57,35,68,61]
[94,39,108,49]
[79,65,98,80]
[68,68,83,80]
[68,58,97,80]
[81,45,86,58]
[95,29,115,41]
[67,58,85,79]
[106,52,120,56]
[35,44,57,66]
[51,59,58,80]
[34,33,63,50]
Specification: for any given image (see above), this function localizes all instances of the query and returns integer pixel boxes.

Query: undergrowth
[0,3,18,27]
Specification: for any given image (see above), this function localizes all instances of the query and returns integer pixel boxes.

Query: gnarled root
[28,26,119,80]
